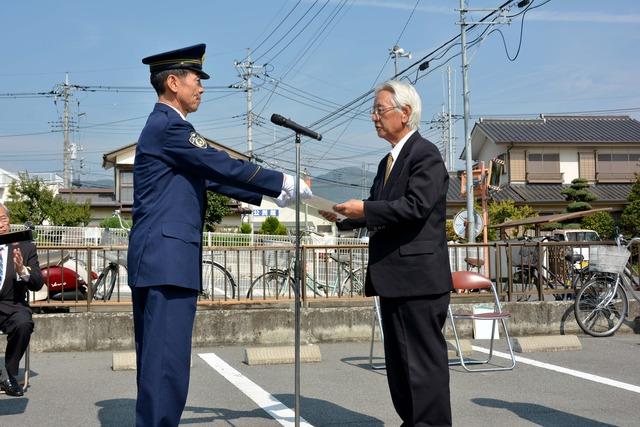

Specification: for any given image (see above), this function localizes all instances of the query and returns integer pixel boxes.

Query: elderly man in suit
[0,203,44,397]
[321,80,453,426]
[130,43,310,426]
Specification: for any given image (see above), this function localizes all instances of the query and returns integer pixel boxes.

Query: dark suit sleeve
[205,180,264,205]
[21,242,44,292]
[337,218,366,231]
[364,142,447,227]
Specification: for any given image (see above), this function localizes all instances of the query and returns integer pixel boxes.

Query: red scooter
[33,251,98,302]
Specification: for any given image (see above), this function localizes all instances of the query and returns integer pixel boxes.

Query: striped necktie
[383,153,394,186]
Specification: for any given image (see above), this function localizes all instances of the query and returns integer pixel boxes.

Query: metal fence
[19,225,640,311]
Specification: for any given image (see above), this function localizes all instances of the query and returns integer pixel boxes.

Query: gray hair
[375,80,422,130]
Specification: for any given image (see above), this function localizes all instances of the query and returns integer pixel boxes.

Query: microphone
[270,114,322,141]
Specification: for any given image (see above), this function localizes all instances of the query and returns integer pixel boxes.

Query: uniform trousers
[380,292,452,427]
[0,302,34,378]
[132,285,198,427]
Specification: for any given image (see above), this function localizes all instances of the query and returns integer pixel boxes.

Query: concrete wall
[30,300,640,352]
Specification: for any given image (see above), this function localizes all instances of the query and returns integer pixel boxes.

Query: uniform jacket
[339,131,453,298]
[0,241,44,306]
[128,103,283,291]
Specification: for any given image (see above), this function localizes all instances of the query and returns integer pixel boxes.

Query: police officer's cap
[142,43,210,79]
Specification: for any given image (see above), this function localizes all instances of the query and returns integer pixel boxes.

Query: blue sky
[1,0,639,190]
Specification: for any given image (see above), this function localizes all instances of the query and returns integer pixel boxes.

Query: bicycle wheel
[201,261,236,299]
[247,271,293,299]
[93,263,118,301]
[574,275,628,337]
[340,267,366,296]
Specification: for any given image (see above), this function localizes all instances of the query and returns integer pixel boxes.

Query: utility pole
[459,0,475,242]
[234,49,265,160]
[51,73,76,188]
[447,66,455,171]
[62,73,72,188]
[458,0,524,241]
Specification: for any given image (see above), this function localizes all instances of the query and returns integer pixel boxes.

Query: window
[526,153,561,183]
[119,170,133,204]
[597,153,640,182]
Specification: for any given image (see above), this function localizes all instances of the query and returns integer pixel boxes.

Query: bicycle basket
[264,248,292,269]
[588,245,630,274]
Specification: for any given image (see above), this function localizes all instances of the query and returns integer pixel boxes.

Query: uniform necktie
[383,153,394,186]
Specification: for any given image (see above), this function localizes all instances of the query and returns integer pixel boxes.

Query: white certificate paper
[304,195,346,220]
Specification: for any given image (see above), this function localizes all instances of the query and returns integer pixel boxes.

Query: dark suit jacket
[128,103,283,292]
[0,241,44,306]
[339,131,453,298]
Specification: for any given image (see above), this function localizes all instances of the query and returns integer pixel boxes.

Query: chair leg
[448,313,516,372]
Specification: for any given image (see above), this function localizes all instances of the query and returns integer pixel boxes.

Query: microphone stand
[293,132,302,427]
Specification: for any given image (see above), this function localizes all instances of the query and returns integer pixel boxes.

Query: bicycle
[93,211,130,301]
[509,236,590,301]
[200,252,237,300]
[574,234,640,337]
[246,242,366,299]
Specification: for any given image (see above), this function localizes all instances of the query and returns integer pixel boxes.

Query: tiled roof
[474,115,640,144]
[447,175,632,204]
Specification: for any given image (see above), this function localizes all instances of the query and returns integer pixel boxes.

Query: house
[102,139,334,233]
[56,188,119,226]
[0,168,64,204]
[448,115,640,216]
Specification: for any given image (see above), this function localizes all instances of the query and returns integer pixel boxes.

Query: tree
[627,172,640,202]
[260,216,287,235]
[561,178,597,213]
[5,172,90,226]
[203,192,231,232]
[581,211,615,239]
[487,200,537,240]
[620,173,640,234]
[50,198,91,226]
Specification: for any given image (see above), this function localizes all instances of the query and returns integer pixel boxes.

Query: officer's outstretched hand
[276,174,313,207]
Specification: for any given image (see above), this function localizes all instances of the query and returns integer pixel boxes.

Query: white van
[552,229,601,243]
[552,229,601,262]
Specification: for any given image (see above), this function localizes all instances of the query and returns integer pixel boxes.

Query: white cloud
[526,10,640,24]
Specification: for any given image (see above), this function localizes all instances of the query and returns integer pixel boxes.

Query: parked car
[551,228,601,262]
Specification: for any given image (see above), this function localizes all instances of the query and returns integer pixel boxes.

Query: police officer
[129,43,310,426]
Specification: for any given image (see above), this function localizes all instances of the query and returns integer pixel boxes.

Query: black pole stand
[293,132,302,427]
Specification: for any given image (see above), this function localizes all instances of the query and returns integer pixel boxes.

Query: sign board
[252,209,280,217]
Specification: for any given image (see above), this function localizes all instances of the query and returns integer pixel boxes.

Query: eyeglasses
[0,216,8,224]
[370,105,397,118]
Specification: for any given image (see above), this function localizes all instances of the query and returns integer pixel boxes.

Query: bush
[621,200,640,235]
[100,216,132,229]
[239,223,253,234]
[260,216,288,235]
[581,211,615,239]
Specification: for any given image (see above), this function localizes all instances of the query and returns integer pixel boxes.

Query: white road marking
[472,345,640,394]
[198,352,314,427]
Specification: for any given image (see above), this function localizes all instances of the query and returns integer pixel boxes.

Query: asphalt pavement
[1,335,639,426]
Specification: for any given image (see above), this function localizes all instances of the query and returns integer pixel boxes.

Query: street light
[389,45,412,76]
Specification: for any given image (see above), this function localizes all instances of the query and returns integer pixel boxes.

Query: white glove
[274,190,291,207]
[276,174,313,207]
[282,173,295,195]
